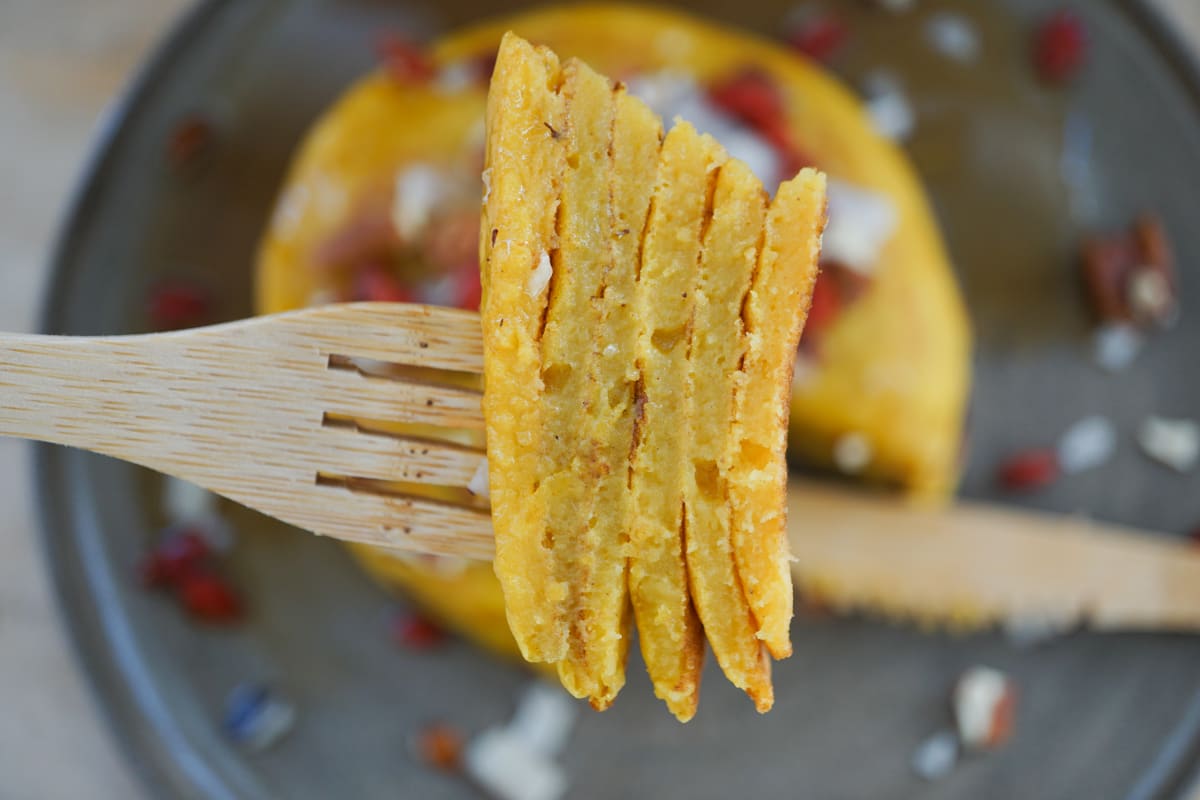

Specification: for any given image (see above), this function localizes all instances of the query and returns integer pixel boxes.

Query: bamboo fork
[5,301,1200,633]
[0,302,493,560]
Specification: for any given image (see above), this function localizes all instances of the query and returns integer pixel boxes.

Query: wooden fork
[5,300,1200,634]
[0,302,495,560]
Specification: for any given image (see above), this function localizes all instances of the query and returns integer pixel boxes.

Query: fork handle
[0,330,184,461]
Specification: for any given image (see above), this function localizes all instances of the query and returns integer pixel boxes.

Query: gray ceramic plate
[38,1,1200,798]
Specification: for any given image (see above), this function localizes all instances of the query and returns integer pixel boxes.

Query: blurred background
[2,1,1200,798]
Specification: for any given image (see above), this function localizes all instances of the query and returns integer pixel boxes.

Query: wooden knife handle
[787,481,1200,632]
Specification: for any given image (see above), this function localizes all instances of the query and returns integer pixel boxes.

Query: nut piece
[953,666,1017,750]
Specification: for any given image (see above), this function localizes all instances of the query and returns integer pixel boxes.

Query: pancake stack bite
[481,33,826,719]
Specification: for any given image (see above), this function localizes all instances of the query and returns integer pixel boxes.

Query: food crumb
[1137,416,1200,473]
[832,432,873,475]
[954,666,1016,751]
[1092,323,1143,372]
[861,71,915,142]
[222,683,296,752]
[911,730,959,781]
[392,611,447,650]
[528,252,553,297]
[997,449,1060,491]
[465,727,567,800]
[467,457,490,498]
[412,722,466,772]
[1056,414,1116,475]
[1034,10,1088,85]
[925,12,980,64]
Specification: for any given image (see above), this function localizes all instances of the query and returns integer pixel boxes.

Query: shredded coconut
[1138,416,1199,472]
[467,457,490,498]
[1056,415,1116,475]
[823,179,898,274]
[465,728,567,800]
[626,71,781,186]
[392,163,446,241]
[925,12,981,63]
[481,168,492,205]
[527,252,553,297]
[833,432,873,474]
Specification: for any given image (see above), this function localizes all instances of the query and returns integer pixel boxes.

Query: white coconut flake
[863,71,915,142]
[163,476,218,523]
[1138,416,1200,472]
[602,343,618,357]
[434,60,476,94]
[507,683,578,758]
[793,352,819,389]
[481,168,492,205]
[465,728,567,800]
[528,252,553,297]
[271,183,308,236]
[626,71,781,186]
[1057,415,1116,475]
[823,179,898,274]
[468,457,490,499]
[911,730,959,781]
[833,432,873,474]
[392,163,446,241]
[954,666,1013,751]
[1092,323,1143,372]
[925,12,980,63]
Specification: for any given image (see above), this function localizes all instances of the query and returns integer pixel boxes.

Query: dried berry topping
[451,261,483,312]
[1081,215,1177,329]
[392,611,446,649]
[138,531,210,588]
[314,209,401,272]
[799,262,871,353]
[147,281,211,331]
[997,449,1060,491]
[707,68,810,175]
[178,570,243,623]
[166,114,215,170]
[954,666,1017,750]
[353,263,415,303]
[413,723,465,771]
[376,32,435,84]
[1034,10,1087,85]
[786,13,848,63]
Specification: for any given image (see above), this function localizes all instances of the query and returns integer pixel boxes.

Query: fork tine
[286,302,484,372]
[306,485,495,560]
[316,424,486,485]
[320,369,485,429]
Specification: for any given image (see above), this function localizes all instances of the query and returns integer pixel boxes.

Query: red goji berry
[376,32,435,84]
[413,722,464,771]
[708,68,787,134]
[997,449,1061,491]
[178,570,243,623]
[1034,11,1087,85]
[138,531,210,588]
[805,269,842,336]
[787,14,848,63]
[148,281,211,331]
[451,262,482,311]
[392,612,445,649]
[354,263,415,303]
[166,114,214,169]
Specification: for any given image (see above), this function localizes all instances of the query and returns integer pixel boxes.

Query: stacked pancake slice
[481,32,827,720]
